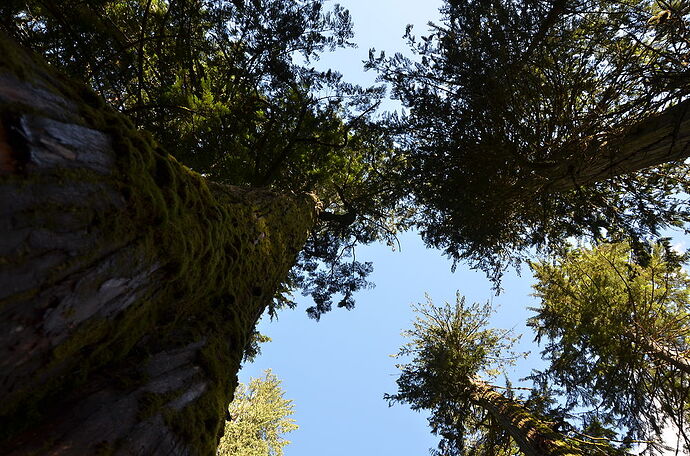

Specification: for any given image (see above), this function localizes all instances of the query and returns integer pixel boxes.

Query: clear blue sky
[239,1,686,454]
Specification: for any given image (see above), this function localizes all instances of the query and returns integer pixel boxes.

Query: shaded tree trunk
[544,99,690,193]
[469,379,582,456]
[0,35,317,455]
[631,330,690,376]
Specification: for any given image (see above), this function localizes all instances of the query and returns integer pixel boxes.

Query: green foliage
[243,331,272,363]
[0,0,412,317]
[217,370,297,456]
[388,294,645,456]
[387,295,526,455]
[369,0,690,278]
[2,0,361,190]
[530,241,690,452]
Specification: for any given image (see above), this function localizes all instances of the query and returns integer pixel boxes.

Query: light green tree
[387,295,583,456]
[530,242,690,452]
[218,370,298,456]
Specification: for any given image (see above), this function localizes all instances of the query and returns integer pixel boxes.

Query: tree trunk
[544,99,690,193]
[0,35,317,455]
[469,379,582,456]
[632,332,690,375]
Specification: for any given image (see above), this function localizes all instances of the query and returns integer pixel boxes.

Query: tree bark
[469,379,582,456]
[632,331,690,376]
[0,34,317,455]
[544,99,690,193]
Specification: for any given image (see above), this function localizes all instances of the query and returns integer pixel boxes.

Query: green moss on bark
[471,381,583,456]
[0,33,317,453]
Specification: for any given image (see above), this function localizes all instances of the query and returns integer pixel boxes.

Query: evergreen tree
[3,1,690,453]
[0,0,411,317]
[387,295,583,456]
[0,35,314,454]
[370,0,690,277]
[218,370,297,456]
[530,242,690,452]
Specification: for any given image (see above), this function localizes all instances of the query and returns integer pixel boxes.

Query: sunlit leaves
[387,295,526,455]
[529,242,690,451]
[218,370,298,456]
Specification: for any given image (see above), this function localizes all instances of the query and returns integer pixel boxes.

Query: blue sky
[238,1,685,454]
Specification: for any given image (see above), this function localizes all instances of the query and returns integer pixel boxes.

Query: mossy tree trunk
[0,36,317,455]
[469,379,583,456]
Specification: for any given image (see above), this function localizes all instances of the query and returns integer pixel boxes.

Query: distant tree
[530,242,690,452]
[217,370,297,456]
[370,0,690,277]
[387,295,584,456]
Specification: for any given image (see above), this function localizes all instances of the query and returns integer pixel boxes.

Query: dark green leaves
[1,0,410,315]
[370,0,690,277]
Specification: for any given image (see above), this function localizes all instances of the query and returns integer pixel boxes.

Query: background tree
[387,295,586,456]
[369,0,690,278]
[530,242,690,453]
[217,370,297,456]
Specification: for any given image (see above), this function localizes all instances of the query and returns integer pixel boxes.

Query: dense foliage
[3,1,690,454]
[530,242,690,453]
[218,370,297,456]
[5,0,690,308]
[389,285,685,455]
[0,0,411,317]
[370,0,690,277]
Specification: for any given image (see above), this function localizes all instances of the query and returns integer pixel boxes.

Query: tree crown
[218,370,298,456]
[530,241,690,451]
[0,0,412,317]
[387,295,524,455]
[369,0,690,278]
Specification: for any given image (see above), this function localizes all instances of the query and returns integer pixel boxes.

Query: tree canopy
[387,295,589,456]
[388,268,690,455]
[370,0,690,277]
[530,242,690,452]
[4,0,690,454]
[0,0,412,317]
[5,0,690,305]
[387,296,516,455]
